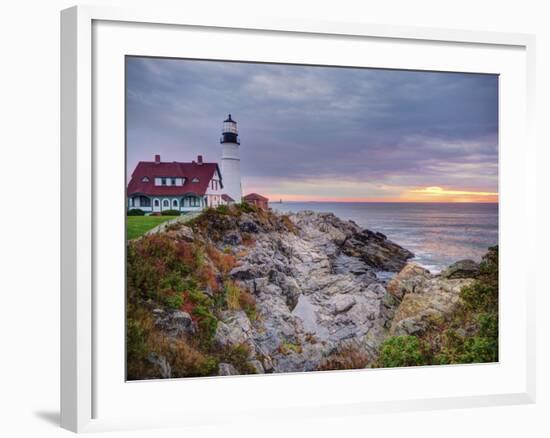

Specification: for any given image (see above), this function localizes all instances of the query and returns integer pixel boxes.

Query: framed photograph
[61,5,536,433]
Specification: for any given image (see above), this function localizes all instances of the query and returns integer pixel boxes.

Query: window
[192,177,199,183]
[154,199,160,207]
[162,199,169,208]
[186,196,200,207]
[161,178,167,186]
[172,199,178,208]
[139,196,151,207]
[223,122,237,134]
[141,176,150,183]
[171,178,176,186]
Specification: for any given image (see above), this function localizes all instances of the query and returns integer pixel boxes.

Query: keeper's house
[127,154,225,213]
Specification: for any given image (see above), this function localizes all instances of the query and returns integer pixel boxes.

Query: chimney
[197,155,203,164]
[154,154,161,164]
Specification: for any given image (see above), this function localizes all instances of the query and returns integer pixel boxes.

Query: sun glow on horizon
[409,186,498,197]
[255,185,498,204]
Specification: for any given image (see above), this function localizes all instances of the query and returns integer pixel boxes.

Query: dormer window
[141,176,150,183]
[154,176,183,186]
[192,177,200,183]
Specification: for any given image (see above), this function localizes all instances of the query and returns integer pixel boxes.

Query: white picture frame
[60,5,536,433]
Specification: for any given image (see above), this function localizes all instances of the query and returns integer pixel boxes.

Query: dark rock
[239,220,259,233]
[342,230,414,272]
[155,310,195,338]
[230,263,265,280]
[223,231,242,246]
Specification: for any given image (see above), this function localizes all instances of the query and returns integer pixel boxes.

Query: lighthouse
[220,114,242,203]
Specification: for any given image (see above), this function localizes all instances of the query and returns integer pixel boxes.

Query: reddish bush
[318,345,369,371]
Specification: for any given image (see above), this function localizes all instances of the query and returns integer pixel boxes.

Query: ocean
[270,202,498,273]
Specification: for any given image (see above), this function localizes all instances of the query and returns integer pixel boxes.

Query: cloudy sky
[126,56,498,203]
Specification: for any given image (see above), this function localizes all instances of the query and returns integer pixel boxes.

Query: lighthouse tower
[220,114,242,203]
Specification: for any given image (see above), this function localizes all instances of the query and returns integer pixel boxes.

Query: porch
[128,194,206,213]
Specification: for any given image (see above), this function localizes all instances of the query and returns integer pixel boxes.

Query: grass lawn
[126,216,178,240]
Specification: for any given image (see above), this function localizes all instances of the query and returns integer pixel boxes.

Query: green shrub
[127,208,146,216]
[215,204,230,215]
[438,246,499,364]
[192,305,218,346]
[163,292,184,310]
[235,202,256,213]
[219,344,257,374]
[280,341,302,355]
[127,318,148,361]
[378,335,430,368]
[187,288,211,306]
[161,209,181,216]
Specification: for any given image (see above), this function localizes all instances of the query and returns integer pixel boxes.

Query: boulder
[214,311,255,353]
[340,228,414,272]
[331,295,356,314]
[390,277,475,336]
[440,259,479,279]
[386,263,431,300]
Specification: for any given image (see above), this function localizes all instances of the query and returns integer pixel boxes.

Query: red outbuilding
[243,193,269,210]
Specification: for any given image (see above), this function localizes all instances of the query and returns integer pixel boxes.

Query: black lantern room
[220,114,240,145]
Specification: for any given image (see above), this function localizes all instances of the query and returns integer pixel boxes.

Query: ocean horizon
[270,201,498,273]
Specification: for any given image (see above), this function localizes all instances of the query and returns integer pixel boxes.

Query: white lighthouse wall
[205,172,225,208]
[221,143,242,203]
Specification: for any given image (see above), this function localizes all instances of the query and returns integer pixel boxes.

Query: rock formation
[128,205,487,378]
[205,209,414,372]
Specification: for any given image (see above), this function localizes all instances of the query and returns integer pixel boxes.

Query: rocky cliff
[126,204,491,379]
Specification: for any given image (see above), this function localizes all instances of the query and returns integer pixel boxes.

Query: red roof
[127,159,222,197]
[244,193,269,201]
[222,194,234,202]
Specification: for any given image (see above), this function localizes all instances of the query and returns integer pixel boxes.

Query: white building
[220,114,243,203]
